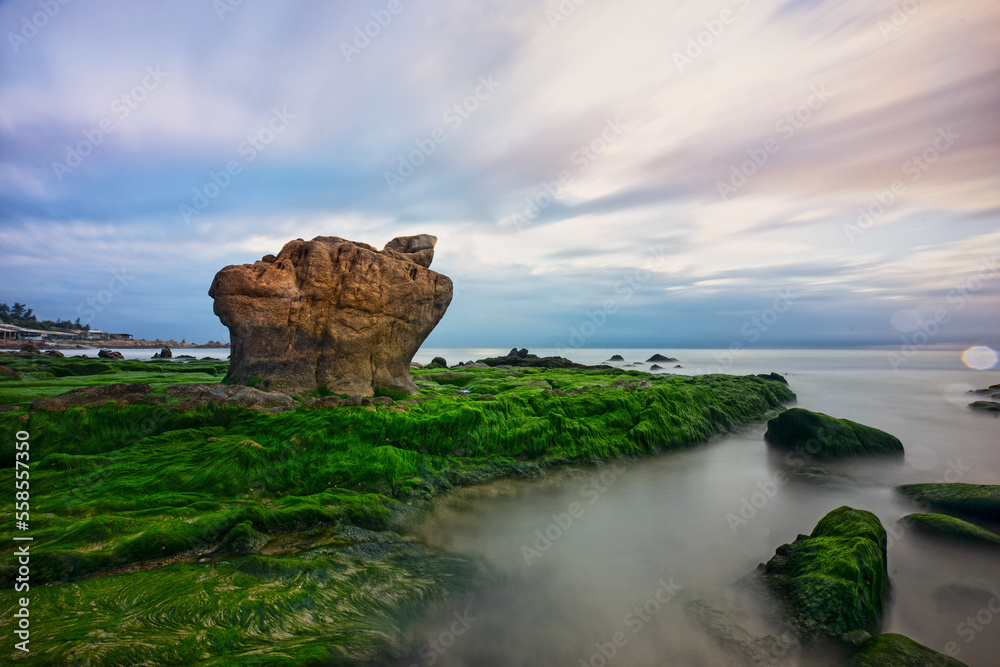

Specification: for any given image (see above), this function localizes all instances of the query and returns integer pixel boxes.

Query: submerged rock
[789,467,857,489]
[646,353,677,362]
[844,633,968,667]
[900,513,1000,546]
[98,349,124,359]
[609,354,625,361]
[969,400,1000,412]
[758,506,888,645]
[686,600,798,667]
[896,483,1000,521]
[765,408,904,457]
[209,234,453,396]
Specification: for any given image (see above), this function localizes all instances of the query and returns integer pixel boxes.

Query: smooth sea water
[57,346,1000,665]
[394,348,1000,667]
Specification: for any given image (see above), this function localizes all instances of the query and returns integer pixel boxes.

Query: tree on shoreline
[0,302,89,331]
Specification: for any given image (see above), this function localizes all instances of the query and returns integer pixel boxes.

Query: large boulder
[765,408,903,457]
[209,234,452,396]
[758,506,888,645]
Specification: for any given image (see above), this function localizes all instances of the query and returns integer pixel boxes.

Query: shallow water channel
[396,350,1000,666]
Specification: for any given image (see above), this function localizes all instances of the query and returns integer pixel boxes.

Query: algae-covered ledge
[0,352,794,665]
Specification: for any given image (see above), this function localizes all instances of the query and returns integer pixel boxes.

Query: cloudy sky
[1,0,998,349]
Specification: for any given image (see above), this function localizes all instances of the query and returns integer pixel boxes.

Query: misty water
[390,348,1000,667]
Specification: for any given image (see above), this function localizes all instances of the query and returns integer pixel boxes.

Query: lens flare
[961,346,999,370]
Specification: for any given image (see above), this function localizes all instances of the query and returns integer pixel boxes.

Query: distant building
[0,324,126,342]
[0,324,19,340]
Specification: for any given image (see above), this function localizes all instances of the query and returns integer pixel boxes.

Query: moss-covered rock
[215,520,270,555]
[844,633,968,667]
[900,513,1000,546]
[765,408,903,457]
[896,484,1000,521]
[759,506,888,644]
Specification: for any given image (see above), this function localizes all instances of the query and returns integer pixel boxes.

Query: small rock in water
[757,372,788,385]
[609,354,625,361]
[647,353,678,362]
[765,408,903,457]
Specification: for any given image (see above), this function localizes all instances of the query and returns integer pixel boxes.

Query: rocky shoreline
[0,354,795,666]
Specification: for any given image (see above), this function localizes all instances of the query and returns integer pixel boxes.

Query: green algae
[765,408,904,457]
[897,483,1000,521]
[12,539,485,666]
[900,513,1000,546]
[844,633,968,667]
[0,355,794,664]
[760,506,888,645]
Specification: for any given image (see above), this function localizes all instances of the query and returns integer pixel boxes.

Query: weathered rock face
[209,234,453,396]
